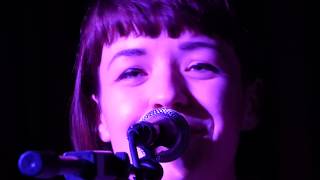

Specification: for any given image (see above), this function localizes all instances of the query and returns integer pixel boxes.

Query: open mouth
[190,126,209,136]
[185,117,212,138]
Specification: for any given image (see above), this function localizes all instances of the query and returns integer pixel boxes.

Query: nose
[148,65,188,109]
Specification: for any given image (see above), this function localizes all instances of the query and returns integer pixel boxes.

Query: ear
[241,79,263,131]
[91,94,111,142]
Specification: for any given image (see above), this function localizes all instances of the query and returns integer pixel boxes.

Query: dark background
[1,0,311,179]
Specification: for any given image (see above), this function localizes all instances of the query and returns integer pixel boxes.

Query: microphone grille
[140,107,184,123]
[139,107,190,162]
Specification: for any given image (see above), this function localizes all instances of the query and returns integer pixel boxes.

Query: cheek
[99,85,147,152]
[190,78,243,140]
[185,79,242,168]
[104,92,136,122]
[191,79,228,139]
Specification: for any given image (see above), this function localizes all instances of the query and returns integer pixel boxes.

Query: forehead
[100,31,241,78]
[103,31,219,52]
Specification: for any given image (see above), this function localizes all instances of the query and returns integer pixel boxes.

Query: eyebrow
[179,41,217,51]
[108,48,146,68]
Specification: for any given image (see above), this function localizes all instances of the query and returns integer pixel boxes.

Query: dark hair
[71,0,255,150]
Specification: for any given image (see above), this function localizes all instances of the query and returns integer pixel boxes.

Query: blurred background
[1,0,310,179]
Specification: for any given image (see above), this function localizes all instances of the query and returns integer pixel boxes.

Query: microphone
[18,150,130,179]
[127,108,190,163]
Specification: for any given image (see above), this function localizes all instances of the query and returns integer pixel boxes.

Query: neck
[161,159,236,180]
[187,163,236,180]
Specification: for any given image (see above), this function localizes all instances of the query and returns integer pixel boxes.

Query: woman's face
[96,31,247,179]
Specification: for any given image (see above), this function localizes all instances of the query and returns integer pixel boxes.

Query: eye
[186,63,220,73]
[116,67,148,81]
[185,62,220,79]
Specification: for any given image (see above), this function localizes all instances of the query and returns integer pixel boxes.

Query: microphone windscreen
[140,108,190,162]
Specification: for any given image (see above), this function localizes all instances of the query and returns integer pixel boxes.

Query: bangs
[90,0,240,45]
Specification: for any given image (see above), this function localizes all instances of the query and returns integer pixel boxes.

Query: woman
[71,0,261,179]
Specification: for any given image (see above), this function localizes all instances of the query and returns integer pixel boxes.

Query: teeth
[155,146,169,154]
[137,147,146,158]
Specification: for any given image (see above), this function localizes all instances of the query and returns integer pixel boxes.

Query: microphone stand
[18,147,163,180]
[127,128,163,180]
[18,150,131,180]
[19,108,190,179]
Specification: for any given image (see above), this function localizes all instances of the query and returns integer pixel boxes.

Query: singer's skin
[70,0,261,179]
[95,32,248,180]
